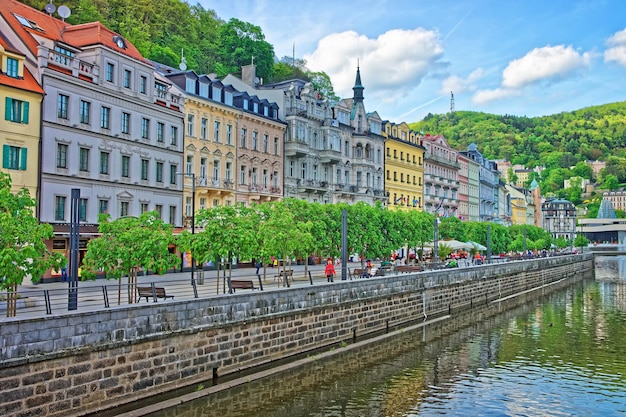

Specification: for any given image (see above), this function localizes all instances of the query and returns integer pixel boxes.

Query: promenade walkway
[2,262,363,320]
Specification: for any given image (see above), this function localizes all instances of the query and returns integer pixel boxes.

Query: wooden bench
[352,268,370,278]
[274,269,293,284]
[395,265,422,273]
[230,279,256,292]
[136,286,174,302]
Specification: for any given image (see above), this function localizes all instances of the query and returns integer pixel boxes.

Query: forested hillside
[17,0,338,97]
[412,102,626,166]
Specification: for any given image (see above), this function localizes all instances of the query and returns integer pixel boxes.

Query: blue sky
[201,0,626,123]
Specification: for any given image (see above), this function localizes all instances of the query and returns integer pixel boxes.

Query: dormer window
[113,36,126,49]
[6,58,19,78]
[14,14,44,31]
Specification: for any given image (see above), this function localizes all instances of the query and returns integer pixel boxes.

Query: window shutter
[20,147,27,170]
[22,101,29,124]
[2,144,9,168]
[4,97,11,120]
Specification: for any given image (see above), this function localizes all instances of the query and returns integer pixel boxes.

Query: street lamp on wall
[177,172,196,283]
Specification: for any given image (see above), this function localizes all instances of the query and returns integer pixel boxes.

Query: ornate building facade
[382,121,424,210]
[422,134,459,216]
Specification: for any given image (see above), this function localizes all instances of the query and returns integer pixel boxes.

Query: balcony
[319,148,342,164]
[40,46,99,83]
[284,140,309,157]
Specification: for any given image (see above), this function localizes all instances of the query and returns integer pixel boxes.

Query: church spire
[353,62,364,103]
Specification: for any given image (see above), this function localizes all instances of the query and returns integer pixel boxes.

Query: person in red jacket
[325,259,336,282]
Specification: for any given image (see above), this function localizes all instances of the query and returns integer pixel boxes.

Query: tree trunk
[6,283,18,317]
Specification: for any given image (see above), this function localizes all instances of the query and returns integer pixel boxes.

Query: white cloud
[472,88,520,105]
[304,27,445,100]
[440,68,484,95]
[604,28,626,67]
[501,45,591,89]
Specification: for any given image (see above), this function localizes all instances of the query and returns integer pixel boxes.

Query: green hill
[411,101,626,167]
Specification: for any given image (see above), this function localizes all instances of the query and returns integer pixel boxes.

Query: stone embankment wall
[0,255,593,417]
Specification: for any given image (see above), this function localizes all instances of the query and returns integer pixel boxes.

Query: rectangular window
[274,137,279,155]
[4,97,28,124]
[123,69,131,88]
[56,144,67,169]
[185,196,192,217]
[121,112,130,134]
[141,118,150,139]
[98,199,108,214]
[170,126,178,145]
[155,204,163,219]
[240,128,246,148]
[121,155,130,177]
[141,159,149,180]
[214,121,220,142]
[252,132,258,150]
[6,57,18,78]
[155,83,167,99]
[226,125,232,145]
[187,114,194,136]
[99,151,109,175]
[2,145,26,170]
[156,162,163,182]
[169,206,176,225]
[212,160,219,181]
[170,165,177,184]
[106,63,114,82]
[80,100,90,124]
[141,203,149,213]
[140,76,147,94]
[186,155,193,175]
[120,201,129,217]
[79,198,87,222]
[240,165,246,185]
[157,122,164,142]
[100,106,110,129]
[55,196,66,221]
[57,94,68,119]
[201,118,208,139]
[263,134,268,153]
[225,162,232,181]
[79,148,89,172]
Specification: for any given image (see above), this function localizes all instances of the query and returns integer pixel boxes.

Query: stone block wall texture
[0,255,593,417]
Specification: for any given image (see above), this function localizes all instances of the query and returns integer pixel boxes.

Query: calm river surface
[147,273,626,417]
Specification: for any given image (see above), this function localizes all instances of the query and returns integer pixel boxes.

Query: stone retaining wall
[0,255,593,417]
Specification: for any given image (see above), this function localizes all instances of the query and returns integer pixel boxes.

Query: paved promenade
[2,261,363,320]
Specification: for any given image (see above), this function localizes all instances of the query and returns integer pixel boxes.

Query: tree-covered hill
[411,101,626,168]
[17,0,340,93]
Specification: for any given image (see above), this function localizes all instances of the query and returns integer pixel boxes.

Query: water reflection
[146,277,626,417]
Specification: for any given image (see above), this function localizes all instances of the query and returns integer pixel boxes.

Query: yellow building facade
[383,122,425,210]
[0,40,43,198]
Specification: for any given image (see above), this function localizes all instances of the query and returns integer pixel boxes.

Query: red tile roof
[1,0,147,63]
[0,31,44,94]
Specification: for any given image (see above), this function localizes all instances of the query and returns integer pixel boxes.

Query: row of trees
[78,199,577,304]
[2,168,587,314]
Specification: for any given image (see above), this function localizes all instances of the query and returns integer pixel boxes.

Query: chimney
[242,64,257,86]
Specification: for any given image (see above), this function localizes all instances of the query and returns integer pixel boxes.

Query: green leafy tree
[574,234,589,251]
[438,216,467,241]
[603,174,619,190]
[0,173,65,317]
[309,71,340,104]
[81,211,178,304]
[216,18,274,80]
[259,200,313,286]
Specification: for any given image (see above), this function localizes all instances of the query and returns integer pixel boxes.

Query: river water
[146,266,626,417]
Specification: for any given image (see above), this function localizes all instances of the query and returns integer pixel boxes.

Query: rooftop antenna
[45,1,56,15]
[450,91,455,113]
[57,5,71,21]
[179,49,187,71]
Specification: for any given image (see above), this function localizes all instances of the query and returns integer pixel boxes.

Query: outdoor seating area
[136,286,174,302]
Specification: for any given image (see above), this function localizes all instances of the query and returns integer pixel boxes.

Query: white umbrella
[466,241,487,251]
[441,239,473,250]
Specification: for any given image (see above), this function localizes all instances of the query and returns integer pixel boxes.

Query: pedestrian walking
[325,259,336,282]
